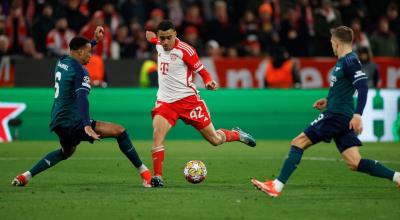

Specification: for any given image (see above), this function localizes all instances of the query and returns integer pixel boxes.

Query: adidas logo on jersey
[354,70,366,78]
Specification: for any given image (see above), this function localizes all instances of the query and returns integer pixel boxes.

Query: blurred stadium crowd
[0,0,398,60]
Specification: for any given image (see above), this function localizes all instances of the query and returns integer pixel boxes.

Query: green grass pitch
[0,140,399,220]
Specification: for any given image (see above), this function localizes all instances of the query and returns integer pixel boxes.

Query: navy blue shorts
[53,120,97,149]
[304,112,362,153]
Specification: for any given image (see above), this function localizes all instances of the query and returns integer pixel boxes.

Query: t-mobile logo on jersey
[160,62,169,75]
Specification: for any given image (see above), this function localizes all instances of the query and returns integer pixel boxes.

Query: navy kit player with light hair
[252,26,400,197]
[12,26,153,187]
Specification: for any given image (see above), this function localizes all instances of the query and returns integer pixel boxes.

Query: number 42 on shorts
[190,106,209,122]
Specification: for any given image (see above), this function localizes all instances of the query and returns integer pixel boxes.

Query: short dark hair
[330,26,353,44]
[157,20,175,32]
[69,37,90,50]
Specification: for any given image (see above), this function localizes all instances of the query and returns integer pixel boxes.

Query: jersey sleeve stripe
[82,82,91,89]
[352,77,368,85]
[178,42,195,54]
[75,87,90,93]
[178,43,194,56]
[177,45,194,56]
[194,65,204,73]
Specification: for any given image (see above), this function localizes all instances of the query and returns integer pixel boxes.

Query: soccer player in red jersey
[146,20,256,187]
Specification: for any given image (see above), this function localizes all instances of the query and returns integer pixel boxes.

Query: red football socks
[152,146,165,176]
[219,129,240,142]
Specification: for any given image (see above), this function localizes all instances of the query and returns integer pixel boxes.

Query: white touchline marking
[0,156,399,164]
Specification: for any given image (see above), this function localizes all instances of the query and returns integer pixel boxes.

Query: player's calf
[205,133,224,146]
[61,146,76,159]
[111,125,125,137]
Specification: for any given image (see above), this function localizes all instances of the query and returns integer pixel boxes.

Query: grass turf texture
[0,140,399,220]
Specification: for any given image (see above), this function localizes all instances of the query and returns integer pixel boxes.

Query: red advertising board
[201,57,400,88]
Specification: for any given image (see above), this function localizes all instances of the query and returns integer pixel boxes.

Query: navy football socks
[117,131,143,168]
[29,149,65,177]
[277,145,304,184]
[357,158,395,180]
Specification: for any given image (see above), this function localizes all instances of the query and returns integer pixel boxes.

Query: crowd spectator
[370,17,398,57]
[135,32,151,59]
[357,46,380,88]
[166,0,183,28]
[179,4,204,40]
[5,3,30,54]
[350,18,370,51]
[102,1,120,35]
[206,0,239,49]
[62,0,89,34]
[31,3,54,54]
[386,2,400,35]
[226,46,239,58]
[46,17,75,56]
[264,47,301,88]
[279,6,310,57]
[205,40,222,58]
[313,0,342,56]
[80,11,112,58]
[147,8,164,29]
[241,34,262,57]
[85,54,106,87]
[183,25,204,56]
[139,50,158,88]
[258,2,277,55]
[337,0,363,26]
[0,16,5,35]
[120,0,146,26]
[0,35,9,57]
[0,0,398,59]
[239,9,259,41]
[111,24,136,59]
[21,37,43,59]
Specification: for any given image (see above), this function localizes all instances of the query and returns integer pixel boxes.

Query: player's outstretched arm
[349,114,363,135]
[93,26,104,43]
[84,126,101,140]
[313,98,327,110]
[146,31,158,44]
[205,81,218,90]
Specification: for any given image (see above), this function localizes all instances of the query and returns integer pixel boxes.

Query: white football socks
[273,179,284,192]
[393,172,400,183]
[138,164,148,174]
[23,171,32,181]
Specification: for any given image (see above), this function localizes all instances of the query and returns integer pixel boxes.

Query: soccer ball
[183,160,207,184]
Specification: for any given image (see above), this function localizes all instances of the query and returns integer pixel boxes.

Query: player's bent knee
[61,147,76,159]
[345,160,360,171]
[209,140,219,146]
[347,162,359,171]
[290,137,303,148]
[290,133,311,150]
[114,125,125,136]
[208,136,223,146]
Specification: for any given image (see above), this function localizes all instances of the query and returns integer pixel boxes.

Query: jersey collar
[173,38,180,49]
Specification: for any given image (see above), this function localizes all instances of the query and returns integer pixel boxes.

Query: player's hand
[84,126,101,140]
[313,98,327,110]
[146,31,156,42]
[205,81,218,90]
[94,26,104,42]
[349,114,363,135]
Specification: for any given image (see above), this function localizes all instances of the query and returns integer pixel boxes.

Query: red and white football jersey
[153,38,211,103]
